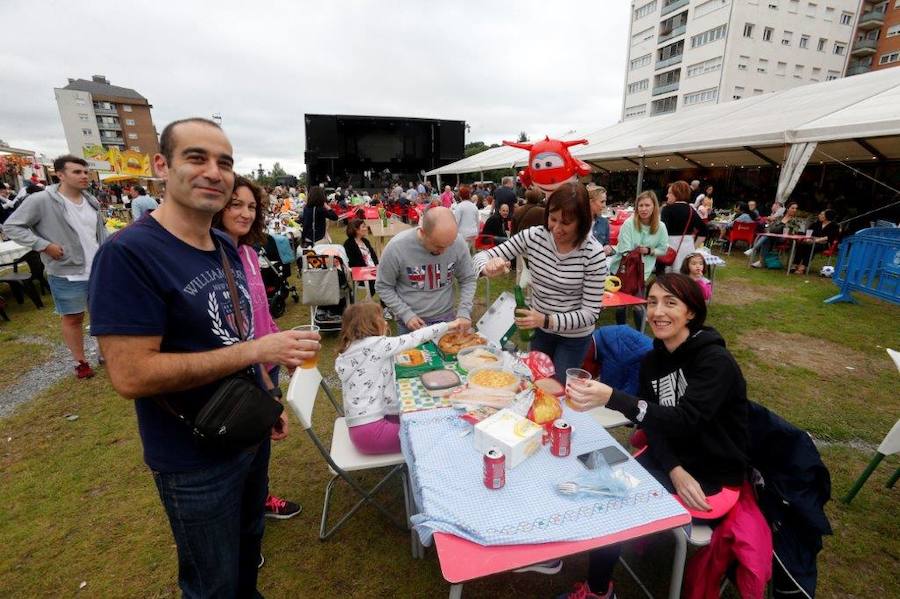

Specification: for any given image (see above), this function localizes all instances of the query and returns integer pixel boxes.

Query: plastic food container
[456,345,503,373]
[467,367,520,394]
[534,377,565,398]
[420,369,462,397]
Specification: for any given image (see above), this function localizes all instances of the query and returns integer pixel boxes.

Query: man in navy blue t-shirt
[89,117,320,597]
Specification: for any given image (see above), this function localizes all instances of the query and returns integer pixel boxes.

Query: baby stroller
[297,243,354,332]
[258,246,299,318]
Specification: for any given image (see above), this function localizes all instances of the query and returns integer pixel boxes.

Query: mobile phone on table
[577,445,630,469]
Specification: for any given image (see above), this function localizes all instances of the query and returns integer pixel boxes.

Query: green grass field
[1,238,898,598]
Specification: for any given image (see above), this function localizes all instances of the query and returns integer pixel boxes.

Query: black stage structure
[304,114,465,189]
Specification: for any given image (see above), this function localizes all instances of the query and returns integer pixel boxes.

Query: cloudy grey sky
[1,0,629,175]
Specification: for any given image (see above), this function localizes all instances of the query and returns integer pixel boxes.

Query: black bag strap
[217,241,247,341]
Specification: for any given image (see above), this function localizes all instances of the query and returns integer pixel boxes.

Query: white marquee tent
[428,67,900,202]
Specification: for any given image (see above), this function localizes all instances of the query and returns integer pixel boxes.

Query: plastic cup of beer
[805,229,813,238]
[292,324,321,369]
[565,368,592,407]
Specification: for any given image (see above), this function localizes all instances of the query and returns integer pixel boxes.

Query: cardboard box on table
[473,409,543,468]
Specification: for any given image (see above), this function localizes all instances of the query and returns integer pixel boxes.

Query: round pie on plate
[438,331,487,355]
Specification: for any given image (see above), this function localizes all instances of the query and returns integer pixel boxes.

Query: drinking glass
[565,368,592,406]
[292,324,321,369]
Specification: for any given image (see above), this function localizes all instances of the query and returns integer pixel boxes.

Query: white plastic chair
[286,366,415,551]
[843,418,900,503]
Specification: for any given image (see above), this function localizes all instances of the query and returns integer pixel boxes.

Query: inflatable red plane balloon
[502,136,592,193]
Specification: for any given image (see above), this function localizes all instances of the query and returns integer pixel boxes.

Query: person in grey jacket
[375,207,477,334]
[3,155,108,378]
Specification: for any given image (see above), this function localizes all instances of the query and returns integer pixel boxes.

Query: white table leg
[669,527,687,599]
[786,240,797,275]
[448,584,463,599]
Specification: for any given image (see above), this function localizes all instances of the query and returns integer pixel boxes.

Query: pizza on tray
[438,331,487,355]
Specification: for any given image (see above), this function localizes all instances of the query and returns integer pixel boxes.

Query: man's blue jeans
[152,440,270,598]
[529,328,593,383]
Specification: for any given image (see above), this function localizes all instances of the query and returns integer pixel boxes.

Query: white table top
[0,240,30,265]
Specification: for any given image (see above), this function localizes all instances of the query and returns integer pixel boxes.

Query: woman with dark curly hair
[660,181,704,272]
[213,176,302,522]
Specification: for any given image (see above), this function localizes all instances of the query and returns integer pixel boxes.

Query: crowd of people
[0,116,843,598]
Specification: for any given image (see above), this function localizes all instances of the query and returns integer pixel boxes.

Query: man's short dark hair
[134,185,146,195]
[159,117,222,163]
[53,154,88,173]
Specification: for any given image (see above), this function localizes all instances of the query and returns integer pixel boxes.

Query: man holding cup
[89,118,320,597]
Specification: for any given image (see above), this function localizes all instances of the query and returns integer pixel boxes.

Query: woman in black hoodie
[560,273,749,599]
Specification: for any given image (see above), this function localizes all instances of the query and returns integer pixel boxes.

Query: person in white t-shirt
[2,155,108,379]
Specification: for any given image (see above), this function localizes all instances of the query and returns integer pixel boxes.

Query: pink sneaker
[75,361,95,379]
[556,581,615,599]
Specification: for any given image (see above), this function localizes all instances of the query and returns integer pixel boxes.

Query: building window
[624,104,648,119]
[817,37,826,51]
[690,24,727,49]
[789,0,799,12]
[124,118,134,126]
[78,113,90,122]
[651,96,678,115]
[758,58,769,73]
[768,2,778,9]
[686,56,724,77]
[632,26,654,44]
[683,87,718,106]
[754,88,765,95]
[806,2,817,16]
[733,86,745,100]
[824,6,834,21]
[694,0,728,18]
[879,51,900,65]
[81,128,93,136]
[782,31,793,45]
[826,70,840,80]
[659,10,689,40]
[654,68,681,88]
[75,97,86,106]
[833,42,845,55]
[634,0,657,20]
[839,12,852,25]
[812,66,822,75]
[630,53,652,70]
[122,105,133,112]
[743,23,755,37]
[776,61,787,75]
[763,27,774,41]
[799,35,809,48]
[657,39,685,62]
[627,79,650,94]
[886,24,900,38]
[130,146,141,152]
[127,133,138,140]
[737,54,750,70]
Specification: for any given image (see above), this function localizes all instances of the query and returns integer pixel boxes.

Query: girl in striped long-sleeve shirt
[473,182,608,381]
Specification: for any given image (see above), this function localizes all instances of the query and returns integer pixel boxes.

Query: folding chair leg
[319,464,408,540]
[843,452,885,504]
[669,527,688,599]
[886,466,899,489]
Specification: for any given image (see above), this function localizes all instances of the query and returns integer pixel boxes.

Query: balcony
[857,11,885,30]
[658,24,686,43]
[660,0,689,17]
[96,121,121,132]
[652,81,680,96]
[94,106,118,116]
[656,54,683,69]
[851,38,878,56]
[100,135,124,145]
[847,63,871,76]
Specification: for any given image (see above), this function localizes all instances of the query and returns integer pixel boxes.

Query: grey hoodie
[2,184,108,277]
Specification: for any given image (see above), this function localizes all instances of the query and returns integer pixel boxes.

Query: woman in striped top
[473,182,608,381]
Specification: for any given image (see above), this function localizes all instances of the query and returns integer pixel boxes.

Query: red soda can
[483,447,506,489]
[550,419,571,457]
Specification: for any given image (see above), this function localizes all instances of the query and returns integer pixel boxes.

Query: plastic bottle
[514,285,534,343]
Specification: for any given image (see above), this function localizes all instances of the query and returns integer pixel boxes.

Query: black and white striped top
[472,226,608,338]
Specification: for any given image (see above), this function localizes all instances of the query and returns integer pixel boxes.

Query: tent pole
[636,157,645,195]
[437,174,442,191]
[479,170,484,183]
[456,173,460,187]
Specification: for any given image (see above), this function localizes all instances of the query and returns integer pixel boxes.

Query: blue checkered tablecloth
[400,407,688,547]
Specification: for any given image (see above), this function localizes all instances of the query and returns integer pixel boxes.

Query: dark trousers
[153,441,270,598]
[585,450,722,592]
[529,328,593,384]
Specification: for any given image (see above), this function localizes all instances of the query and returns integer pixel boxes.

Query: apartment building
[846,0,900,76]
[622,0,859,120]
[54,75,160,160]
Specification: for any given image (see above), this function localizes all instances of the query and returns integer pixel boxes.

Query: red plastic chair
[609,223,622,246]
[727,221,757,255]
[822,240,839,266]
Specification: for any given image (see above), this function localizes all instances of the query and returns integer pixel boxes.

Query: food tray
[394,341,444,379]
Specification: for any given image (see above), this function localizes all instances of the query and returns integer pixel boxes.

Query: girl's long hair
[337,302,385,353]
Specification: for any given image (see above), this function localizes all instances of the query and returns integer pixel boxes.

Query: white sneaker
[743,248,753,256]
[751,261,762,268]
[513,559,563,575]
